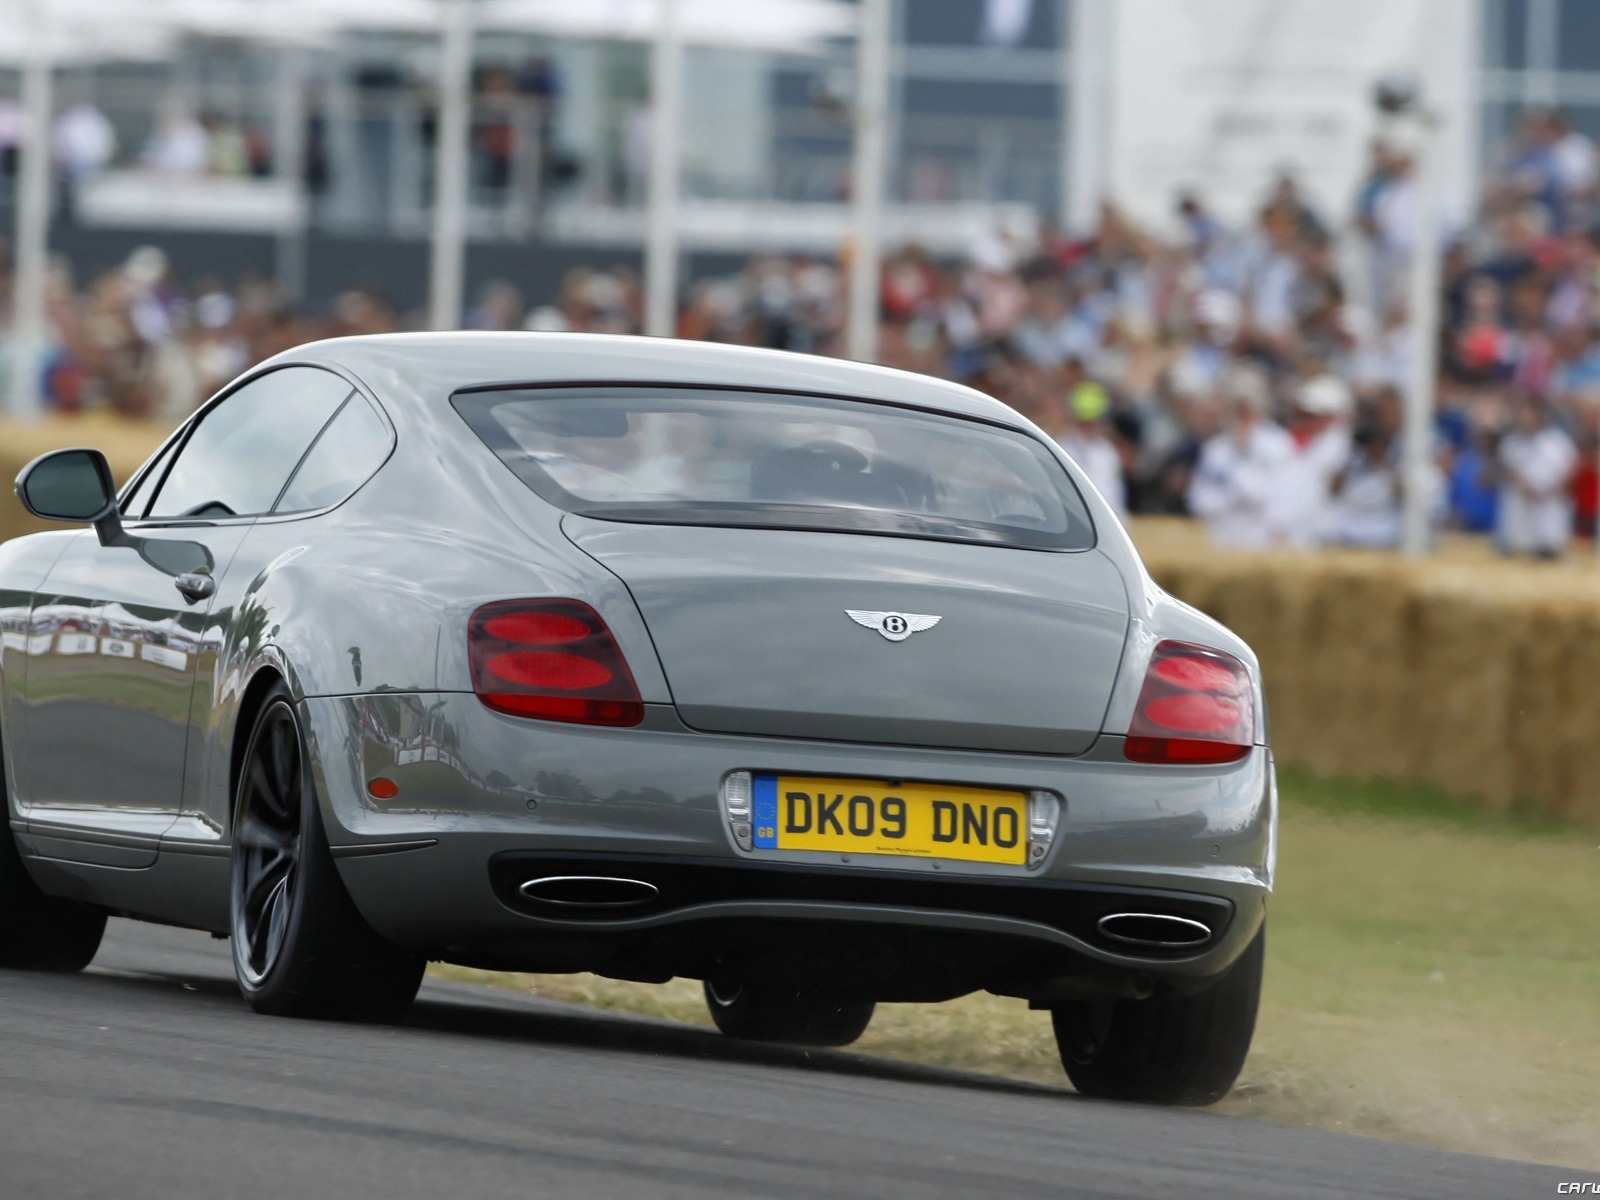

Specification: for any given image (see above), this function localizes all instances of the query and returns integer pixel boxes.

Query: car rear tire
[0,810,106,972]
[703,976,875,1047]
[230,685,425,1021]
[1051,924,1264,1106]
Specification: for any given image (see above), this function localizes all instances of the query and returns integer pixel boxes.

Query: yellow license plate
[752,775,1027,865]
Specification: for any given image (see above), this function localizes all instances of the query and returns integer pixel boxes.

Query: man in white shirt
[1054,381,1127,520]
[144,105,208,176]
[1275,374,1354,548]
[1550,109,1599,202]
[53,102,115,180]
[1498,396,1579,557]
[1187,365,1294,549]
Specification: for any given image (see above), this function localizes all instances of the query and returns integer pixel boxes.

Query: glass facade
[1482,0,1600,164]
[767,0,1067,215]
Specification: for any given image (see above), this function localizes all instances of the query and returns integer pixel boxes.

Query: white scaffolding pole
[1064,0,1110,236]
[8,0,53,418]
[846,0,890,363]
[273,47,310,306]
[428,0,474,332]
[1399,108,1443,558]
[643,0,684,339]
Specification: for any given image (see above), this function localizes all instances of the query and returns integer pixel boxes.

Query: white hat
[1295,374,1353,417]
[1222,363,1273,413]
[1168,356,1210,398]
[969,233,1014,274]
[123,245,168,287]
[522,305,569,332]
[1194,288,1241,332]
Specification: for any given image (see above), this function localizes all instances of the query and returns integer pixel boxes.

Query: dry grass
[1222,775,1600,1169]
[433,771,1600,1171]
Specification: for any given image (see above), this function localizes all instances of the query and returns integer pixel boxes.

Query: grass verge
[432,769,1600,1170]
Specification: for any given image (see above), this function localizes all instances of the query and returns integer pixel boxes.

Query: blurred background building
[0,0,1510,302]
[5,1,1582,296]
[3,0,1071,303]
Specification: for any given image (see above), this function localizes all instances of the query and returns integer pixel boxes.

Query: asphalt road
[0,920,1584,1200]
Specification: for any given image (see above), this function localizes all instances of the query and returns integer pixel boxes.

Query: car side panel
[20,524,253,861]
[167,447,669,854]
[0,531,78,824]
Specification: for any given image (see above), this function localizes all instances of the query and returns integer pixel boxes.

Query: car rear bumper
[302,694,1274,993]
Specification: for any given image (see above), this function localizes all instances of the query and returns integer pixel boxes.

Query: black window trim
[264,389,397,520]
[119,362,391,529]
[118,425,187,521]
[451,377,1034,436]
[266,389,357,514]
[451,380,1098,553]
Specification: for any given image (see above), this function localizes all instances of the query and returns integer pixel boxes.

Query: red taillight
[469,599,644,726]
[482,611,591,645]
[1124,641,1254,765]
[484,650,613,691]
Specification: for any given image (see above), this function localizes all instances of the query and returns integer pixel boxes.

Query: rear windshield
[452,386,1095,551]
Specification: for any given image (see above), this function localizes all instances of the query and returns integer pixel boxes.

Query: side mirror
[15,448,125,546]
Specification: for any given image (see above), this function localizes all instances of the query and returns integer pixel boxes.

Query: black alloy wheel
[229,685,425,1021]
[0,739,106,972]
[231,702,302,989]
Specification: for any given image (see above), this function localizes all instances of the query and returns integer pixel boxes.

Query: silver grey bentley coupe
[0,333,1275,1105]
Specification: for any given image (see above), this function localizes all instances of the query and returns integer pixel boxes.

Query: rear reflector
[469,599,643,726]
[1124,641,1253,765]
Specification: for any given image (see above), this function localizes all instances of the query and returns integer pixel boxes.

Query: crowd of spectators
[2,106,1598,556]
[0,96,276,184]
[0,243,398,425]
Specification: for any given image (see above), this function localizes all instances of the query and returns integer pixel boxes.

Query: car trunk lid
[563,516,1129,755]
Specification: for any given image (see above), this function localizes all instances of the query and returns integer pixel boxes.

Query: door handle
[174,572,216,604]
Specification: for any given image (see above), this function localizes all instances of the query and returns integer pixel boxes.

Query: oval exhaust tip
[1097,912,1212,949]
[518,875,659,908]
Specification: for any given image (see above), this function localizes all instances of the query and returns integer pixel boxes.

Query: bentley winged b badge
[846,610,942,643]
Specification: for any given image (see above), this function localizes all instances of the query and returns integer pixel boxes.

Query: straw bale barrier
[1132,518,1600,825]
[1,423,1596,823]
[0,416,169,544]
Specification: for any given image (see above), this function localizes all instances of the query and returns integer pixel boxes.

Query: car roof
[263,332,1028,430]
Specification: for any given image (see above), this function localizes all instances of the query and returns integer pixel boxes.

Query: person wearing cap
[1054,380,1127,519]
[1187,364,1294,549]
[1275,373,1354,548]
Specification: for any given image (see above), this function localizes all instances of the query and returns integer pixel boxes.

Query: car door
[170,385,397,846]
[17,365,355,867]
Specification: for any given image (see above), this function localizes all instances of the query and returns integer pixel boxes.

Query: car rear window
[452,386,1095,551]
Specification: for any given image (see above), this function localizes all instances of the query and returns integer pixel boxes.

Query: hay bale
[1132,518,1600,826]
[0,416,171,542]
